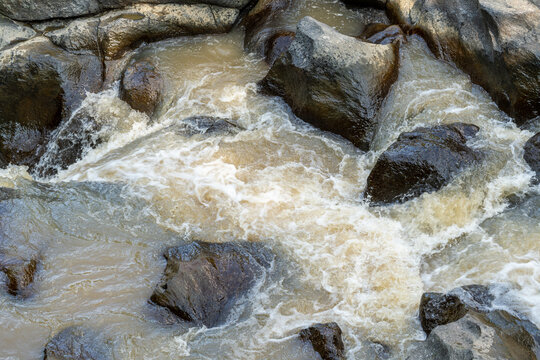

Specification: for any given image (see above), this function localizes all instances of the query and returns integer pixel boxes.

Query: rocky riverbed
[0,0,539,359]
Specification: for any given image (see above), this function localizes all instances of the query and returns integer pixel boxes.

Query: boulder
[47,4,240,60]
[365,123,482,205]
[120,59,163,115]
[43,326,112,360]
[0,15,35,51]
[150,241,272,328]
[0,37,102,167]
[524,132,540,181]
[387,0,540,125]
[360,23,405,44]
[260,16,399,151]
[299,323,346,360]
[0,0,250,22]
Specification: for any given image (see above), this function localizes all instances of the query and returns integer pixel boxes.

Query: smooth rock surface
[0,15,35,51]
[120,59,163,115]
[260,16,399,151]
[43,326,112,360]
[365,123,482,204]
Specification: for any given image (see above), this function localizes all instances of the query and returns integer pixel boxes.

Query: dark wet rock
[420,292,468,335]
[0,253,37,297]
[343,0,387,9]
[360,23,405,45]
[410,310,540,360]
[46,4,240,60]
[43,326,112,360]
[0,37,102,167]
[0,15,35,51]
[242,0,291,56]
[524,132,540,181]
[150,241,272,328]
[388,0,540,125]
[265,31,294,65]
[0,0,250,22]
[120,59,163,116]
[299,322,345,360]
[177,116,239,137]
[365,123,482,204]
[260,16,399,151]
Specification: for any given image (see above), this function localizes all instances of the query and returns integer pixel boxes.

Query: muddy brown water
[1,1,539,359]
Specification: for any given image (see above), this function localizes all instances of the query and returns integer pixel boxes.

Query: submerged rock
[365,123,482,205]
[150,241,272,328]
[175,116,239,137]
[360,23,405,45]
[43,326,112,360]
[524,132,540,182]
[120,59,163,116]
[0,254,37,298]
[299,322,346,360]
[0,37,102,167]
[388,0,540,125]
[260,16,399,151]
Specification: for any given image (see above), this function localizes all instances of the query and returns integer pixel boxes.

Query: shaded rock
[44,326,112,360]
[365,123,482,204]
[299,322,346,360]
[360,23,405,44]
[260,16,399,151]
[0,15,35,51]
[120,59,163,115]
[420,292,468,335]
[524,132,540,181]
[0,37,102,167]
[388,0,540,125]
[150,241,272,328]
[265,31,294,65]
[46,4,240,60]
[0,0,249,22]
[0,253,37,297]
[342,0,387,9]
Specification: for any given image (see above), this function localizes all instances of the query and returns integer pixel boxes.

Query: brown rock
[120,59,163,116]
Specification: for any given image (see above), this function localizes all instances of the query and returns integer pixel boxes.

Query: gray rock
[0,15,35,51]
[0,0,249,22]
[0,37,102,167]
[260,16,399,151]
[46,4,240,60]
[44,326,112,360]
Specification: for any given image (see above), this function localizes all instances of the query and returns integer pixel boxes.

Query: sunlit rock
[260,16,399,151]
[150,241,272,328]
[0,15,35,51]
[365,123,482,205]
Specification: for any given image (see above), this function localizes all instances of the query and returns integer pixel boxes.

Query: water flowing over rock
[365,123,482,205]
[260,16,399,151]
[150,241,272,328]
[0,254,37,298]
[360,23,405,45]
[0,37,102,168]
[0,0,250,22]
[120,59,163,116]
[298,322,346,360]
[524,132,540,182]
[387,0,540,125]
[46,4,240,60]
[265,31,295,65]
[43,326,112,360]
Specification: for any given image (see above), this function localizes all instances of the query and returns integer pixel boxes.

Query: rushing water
[1,1,539,359]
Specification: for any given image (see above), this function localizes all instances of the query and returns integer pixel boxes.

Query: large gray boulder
[387,0,540,125]
[0,0,250,22]
[260,16,399,151]
[47,4,240,60]
[0,37,102,167]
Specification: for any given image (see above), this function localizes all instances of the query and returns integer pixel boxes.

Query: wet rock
[0,0,250,22]
[420,292,468,335]
[360,23,405,45]
[43,326,112,360]
[260,16,399,151]
[150,241,272,328]
[0,254,37,297]
[365,123,482,204]
[0,15,35,51]
[343,0,387,9]
[120,59,163,115]
[410,310,540,360]
[265,31,294,65]
[299,322,345,360]
[177,116,239,137]
[388,0,540,125]
[524,132,540,181]
[0,37,102,167]
[47,4,240,60]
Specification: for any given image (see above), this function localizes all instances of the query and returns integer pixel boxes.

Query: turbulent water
[1,1,539,359]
